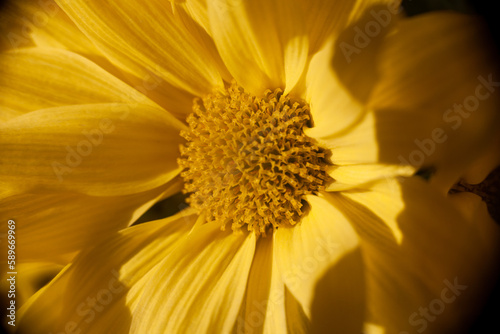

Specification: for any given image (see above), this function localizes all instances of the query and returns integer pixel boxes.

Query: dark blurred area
[403,1,500,333]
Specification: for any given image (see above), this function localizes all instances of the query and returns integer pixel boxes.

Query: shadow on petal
[310,248,366,334]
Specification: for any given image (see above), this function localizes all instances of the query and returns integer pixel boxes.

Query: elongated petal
[335,178,500,333]
[208,0,308,94]
[56,0,223,96]
[18,210,197,334]
[326,164,414,191]
[131,222,256,333]
[233,236,288,334]
[0,103,185,197]
[273,194,359,318]
[0,179,182,263]
[0,48,157,119]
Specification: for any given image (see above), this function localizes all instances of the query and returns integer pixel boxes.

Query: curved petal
[305,37,366,139]
[17,209,198,334]
[56,0,224,96]
[0,103,186,197]
[335,177,500,333]
[130,221,256,333]
[0,178,182,263]
[0,47,158,120]
[208,0,307,94]
[273,194,359,318]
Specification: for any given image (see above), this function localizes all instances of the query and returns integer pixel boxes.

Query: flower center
[178,83,332,236]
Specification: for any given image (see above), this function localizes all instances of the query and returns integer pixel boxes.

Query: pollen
[178,83,332,236]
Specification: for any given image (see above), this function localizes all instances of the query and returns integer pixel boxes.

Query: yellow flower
[0,0,499,333]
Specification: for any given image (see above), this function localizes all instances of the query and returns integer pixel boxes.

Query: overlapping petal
[17,210,197,334]
[0,179,182,263]
[130,222,256,333]
[56,0,224,96]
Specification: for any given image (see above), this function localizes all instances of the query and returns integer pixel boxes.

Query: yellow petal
[306,37,367,138]
[0,103,185,197]
[56,0,224,96]
[284,287,310,333]
[326,164,414,191]
[18,209,197,334]
[234,236,288,334]
[0,179,182,263]
[273,193,359,318]
[130,222,256,333]
[0,47,157,119]
[208,0,308,94]
[337,177,500,333]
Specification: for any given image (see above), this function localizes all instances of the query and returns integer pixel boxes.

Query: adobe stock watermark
[51,104,129,182]
[49,269,125,334]
[7,0,60,50]
[398,74,499,169]
[235,236,340,333]
[339,0,402,63]
[399,277,467,334]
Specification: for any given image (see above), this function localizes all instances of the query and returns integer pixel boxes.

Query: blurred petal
[0,262,63,307]
[308,13,499,189]
[305,0,401,53]
[2,0,99,54]
[369,13,499,187]
[0,103,186,197]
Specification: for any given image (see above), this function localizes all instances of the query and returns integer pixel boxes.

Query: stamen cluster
[179,83,331,235]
